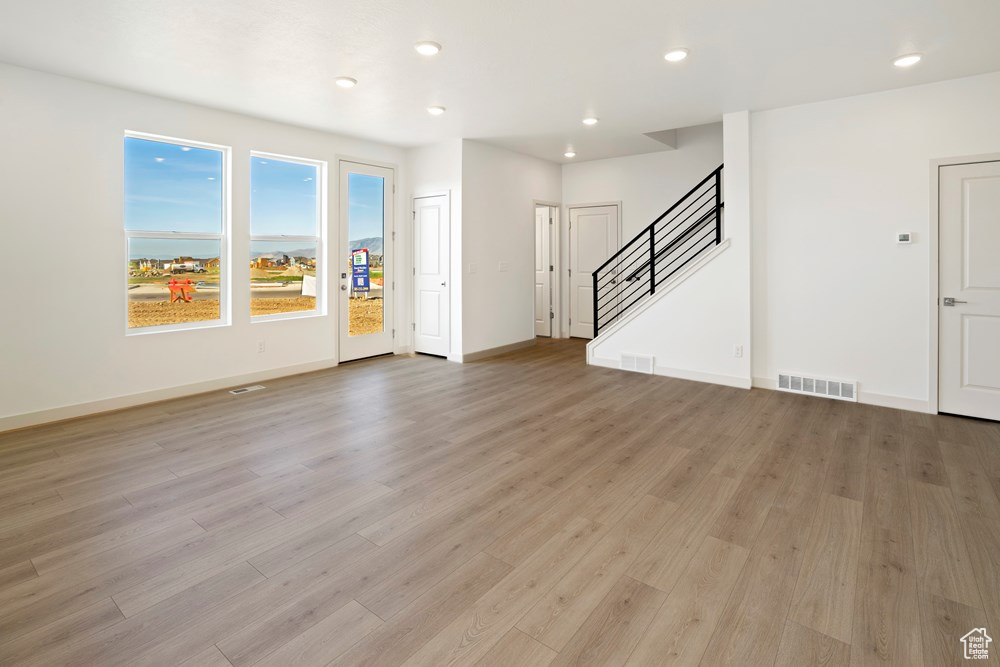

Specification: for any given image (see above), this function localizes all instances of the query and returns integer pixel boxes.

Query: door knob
[441,281,447,286]
[341,285,347,291]
[943,297,967,306]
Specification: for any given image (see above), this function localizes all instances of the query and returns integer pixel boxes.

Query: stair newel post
[649,226,656,295]
[592,270,599,338]
[714,167,722,245]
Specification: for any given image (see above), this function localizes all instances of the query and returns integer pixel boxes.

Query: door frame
[565,201,622,338]
[412,190,451,357]
[533,200,561,337]
[336,156,398,362]
[929,151,1000,414]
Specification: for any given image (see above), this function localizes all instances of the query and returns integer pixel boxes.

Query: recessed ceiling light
[582,117,599,126]
[664,48,689,62]
[335,76,358,88]
[180,147,192,152]
[427,106,446,116]
[564,151,577,158]
[154,157,165,162]
[414,41,442,56]
[893,53,922,68]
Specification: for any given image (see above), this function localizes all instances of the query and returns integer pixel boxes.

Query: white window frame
[124,131,232,335]
[250,151,327,323]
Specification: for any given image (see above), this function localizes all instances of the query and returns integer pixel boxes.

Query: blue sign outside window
[352,248,370,292]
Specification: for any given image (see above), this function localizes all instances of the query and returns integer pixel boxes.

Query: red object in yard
[168,277,196,303]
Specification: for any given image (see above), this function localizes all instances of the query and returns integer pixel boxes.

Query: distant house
[253,257,276,269]
[205,258,220,269]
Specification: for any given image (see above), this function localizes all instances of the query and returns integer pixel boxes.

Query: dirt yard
[128,300,221,328]
[349,297,384,336]
[128,297,383,332]
[249,297,317,317]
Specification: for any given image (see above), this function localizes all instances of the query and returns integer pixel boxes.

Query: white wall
[587,113,752,388]
[10,60,997,429]
[460,140,562,356]
[405,140,463,360]
[561,123,724,240]
[0,63,405,429]
[751,70,1000,411]
[560,123,723,337]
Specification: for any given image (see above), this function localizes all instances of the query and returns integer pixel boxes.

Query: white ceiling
[1,0,998,163]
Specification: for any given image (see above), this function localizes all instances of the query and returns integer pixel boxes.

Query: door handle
[943,297,967,306]
[341,285,347,291]
[441,281,447,287]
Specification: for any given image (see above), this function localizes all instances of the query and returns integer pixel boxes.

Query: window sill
[251,310,324,324]
[126,319,231,336]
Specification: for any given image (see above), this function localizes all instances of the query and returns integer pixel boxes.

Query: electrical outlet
[257,341,265,354]
[498,261,509,272]
[468,263,477,274]
[733,344,743,358]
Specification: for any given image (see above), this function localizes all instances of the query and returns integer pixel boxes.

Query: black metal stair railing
[591,164,724,337]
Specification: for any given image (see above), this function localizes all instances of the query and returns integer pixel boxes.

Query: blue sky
[251,156,318,236]
[348,173,384,242]
[126,136,384,259]
[125,137,222,233]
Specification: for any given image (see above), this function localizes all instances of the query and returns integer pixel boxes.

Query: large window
[250,153,324,319]
[125,134,228,331]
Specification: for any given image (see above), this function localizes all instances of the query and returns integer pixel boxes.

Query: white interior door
[569,204,619,338]
[939,160,1000,421]
[413,194,450,357]
[534,206,553,337]
[339,161,394,362]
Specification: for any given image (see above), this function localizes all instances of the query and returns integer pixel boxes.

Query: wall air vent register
[777,372,857,402]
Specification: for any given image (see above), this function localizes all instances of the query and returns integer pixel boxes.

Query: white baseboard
[861,391,932,414]
[752,376,932,414]
[655,364,752,389]
[590,355,751,389]
[0,358,340,433]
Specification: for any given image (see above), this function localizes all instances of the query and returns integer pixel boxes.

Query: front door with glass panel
[339,161,394,361]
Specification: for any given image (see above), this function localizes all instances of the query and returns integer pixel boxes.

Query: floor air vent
[229,385,266,395]
[621,353,655,374]
[777,372,856,402]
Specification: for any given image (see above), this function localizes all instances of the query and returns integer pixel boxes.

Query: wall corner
[722,111,753,384]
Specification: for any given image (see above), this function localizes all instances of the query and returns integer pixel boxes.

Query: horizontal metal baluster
[591,165,722,338]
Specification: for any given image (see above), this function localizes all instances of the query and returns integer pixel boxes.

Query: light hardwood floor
[1,338,998,666]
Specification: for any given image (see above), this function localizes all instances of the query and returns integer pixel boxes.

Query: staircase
[591,164,724,337]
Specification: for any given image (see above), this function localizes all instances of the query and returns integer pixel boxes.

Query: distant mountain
[349,237,384,255]
[248,239,382,258]
[250,248,316,259]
